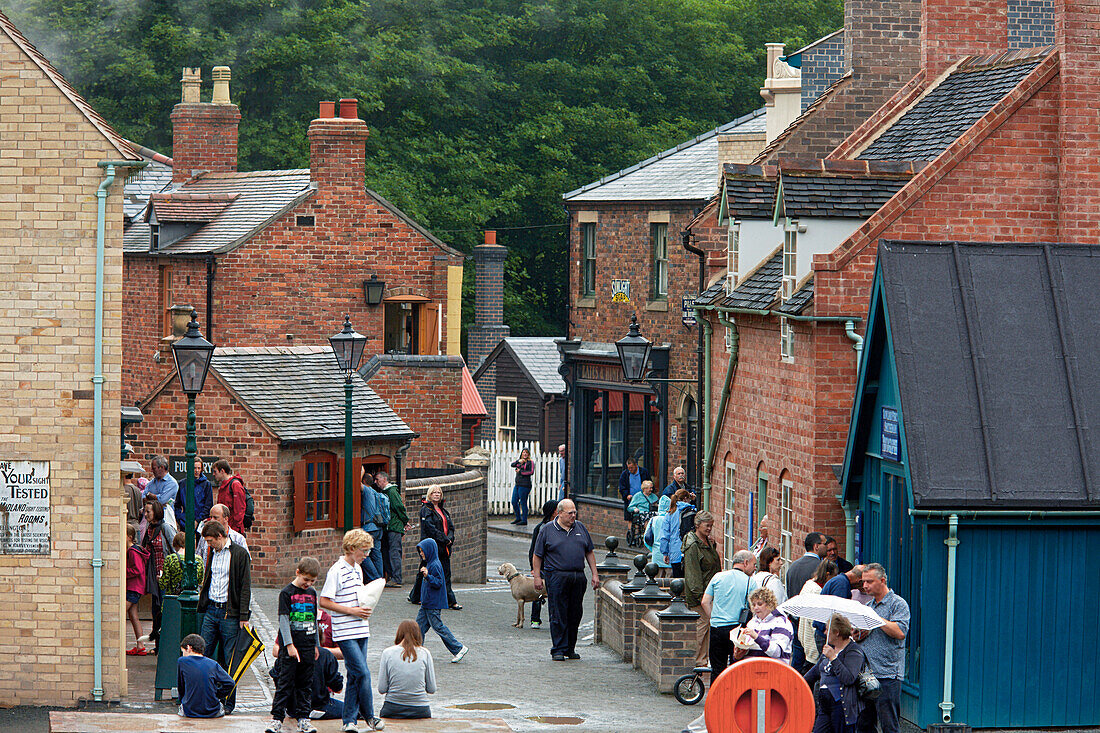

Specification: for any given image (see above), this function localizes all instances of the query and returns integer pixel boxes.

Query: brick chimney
[921,0,1008,76]
[307,99,370,199]
[170,67,241,183]
[845,0,921,79]
[1056,0,1100,242]
[468,231,510,372]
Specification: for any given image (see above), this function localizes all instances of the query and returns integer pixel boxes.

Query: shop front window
[579,386,659,499]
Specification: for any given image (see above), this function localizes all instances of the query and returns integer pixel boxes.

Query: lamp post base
[179,590,200,639]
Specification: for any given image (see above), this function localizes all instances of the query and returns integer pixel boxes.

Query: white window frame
[724,463,737,569]
[780,478,794,580]
[780,316,794,362]
[726,219,741,292]
[782,219,798,301]
[581,223,597,297]
[496,397,517,442]
[651,223,669,298]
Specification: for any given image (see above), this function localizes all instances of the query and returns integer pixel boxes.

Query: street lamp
[362,274,386,306]
[329,316,367,531]
[617,313,653,382]
[171,309,215,637]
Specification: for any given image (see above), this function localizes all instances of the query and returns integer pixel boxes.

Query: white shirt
[197,522,249,558]
[208,545,232,603]
[750,571,788,605]
[320,557,369,641]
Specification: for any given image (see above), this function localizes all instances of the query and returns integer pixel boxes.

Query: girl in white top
[750,547,788,605]
[319,529,384,733]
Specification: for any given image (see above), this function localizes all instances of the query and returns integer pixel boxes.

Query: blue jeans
[360,534,383,581]
[311,697,343,720]
[511,484,532,523]
[337,636,373,725]
[200,606,240,712]
[416,607,462,656]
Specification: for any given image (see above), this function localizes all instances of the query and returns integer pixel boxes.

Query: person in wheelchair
[626,480,659,546]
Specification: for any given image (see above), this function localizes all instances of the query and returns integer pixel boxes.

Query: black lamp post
[171,310,215,637]
[363,275,386,306]
[617,313,653,382]
[329,316,367,531]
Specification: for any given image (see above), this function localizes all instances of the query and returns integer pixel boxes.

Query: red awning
[461,365,487,417]
[594,392,653,412]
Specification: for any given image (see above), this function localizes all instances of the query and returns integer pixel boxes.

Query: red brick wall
[127,373,407,586]
[406,470,487,584]
[1055,0,1100,242]
[923,0,1008,76]
[170,104,240,183]
[365,358,463,469]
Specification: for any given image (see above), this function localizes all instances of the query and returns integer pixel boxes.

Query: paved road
[0,531,696,733]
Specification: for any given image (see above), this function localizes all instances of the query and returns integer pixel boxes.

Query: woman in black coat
[406,485,461,610]
[804,613,866,733]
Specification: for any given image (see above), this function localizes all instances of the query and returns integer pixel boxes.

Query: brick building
[688,0,1061,568]
[0,10,143,706]
[122,69,466,470]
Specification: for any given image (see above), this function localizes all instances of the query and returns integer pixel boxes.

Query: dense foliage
[8,0,840,338]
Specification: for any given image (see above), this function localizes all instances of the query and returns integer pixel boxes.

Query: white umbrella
[778,593,885,630]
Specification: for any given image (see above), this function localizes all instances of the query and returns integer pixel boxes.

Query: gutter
[94,160,146,701]
[910,508,1100,518]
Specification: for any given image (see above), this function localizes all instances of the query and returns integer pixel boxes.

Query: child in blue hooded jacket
[415,539,469,663]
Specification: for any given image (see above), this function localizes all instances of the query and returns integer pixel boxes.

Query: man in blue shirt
[532,499,599,661]
[557,444,567,501]
[617,458,650,520]
[701,549,756,684]
[178,633,234,718]
[144,455,179,509]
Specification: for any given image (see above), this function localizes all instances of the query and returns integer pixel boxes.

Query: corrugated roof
[209,346,416,443]
[563,109,766,202]
[857,56,1043,161]
[876,240,1100,508]
[461,365,487,417]
[0,10,139,160]
[778,174,909,218]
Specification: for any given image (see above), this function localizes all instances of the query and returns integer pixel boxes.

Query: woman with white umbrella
[804,613,866,733]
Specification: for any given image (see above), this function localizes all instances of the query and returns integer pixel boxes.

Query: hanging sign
[611,279,631,303]
[0,460,50,555]
[881,407,900,461]
[682,296,697,327]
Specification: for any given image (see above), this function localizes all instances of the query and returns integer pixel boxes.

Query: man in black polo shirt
[532,499,599,661]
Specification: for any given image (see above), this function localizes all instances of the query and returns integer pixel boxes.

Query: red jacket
[217,475,246,533]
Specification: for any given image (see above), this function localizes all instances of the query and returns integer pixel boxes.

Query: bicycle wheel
[673,673,705,705]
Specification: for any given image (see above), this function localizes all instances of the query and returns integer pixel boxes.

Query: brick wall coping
[405,468,484,491]
[360,354,464,380]
[641,609,660,633]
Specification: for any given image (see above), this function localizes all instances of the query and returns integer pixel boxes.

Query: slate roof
[872,240,1100,508]
[778,174,910,218]
[724,173,778,219]
[124,155,173,223]
[124,170,314,254]
[150,193,238,222]
[690,254,814,315]
[563,108,766,202]
[775,278,814,315]
[0,10,139,160]
[857,56,1042,161]
[209,346,416,443]
[473,337,566,397]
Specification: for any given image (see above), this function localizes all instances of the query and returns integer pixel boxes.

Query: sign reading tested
[0,460,50,555]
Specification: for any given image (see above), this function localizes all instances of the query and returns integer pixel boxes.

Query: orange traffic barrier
[705,658,815,733]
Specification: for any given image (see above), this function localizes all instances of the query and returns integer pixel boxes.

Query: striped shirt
[743,609,794,664]
[208,545,232,603]
[320,557,369,642]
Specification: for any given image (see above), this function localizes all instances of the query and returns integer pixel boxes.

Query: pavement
[4,530,696,733]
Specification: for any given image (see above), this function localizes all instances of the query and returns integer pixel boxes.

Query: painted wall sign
[169,455,213,487]
[611,279,631,303]
[577,362,630,385]
[881,406,900,461]
[681,296,697,327]
[0,460,50,555]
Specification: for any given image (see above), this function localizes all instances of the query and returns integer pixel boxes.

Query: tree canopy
[8,0,841,339]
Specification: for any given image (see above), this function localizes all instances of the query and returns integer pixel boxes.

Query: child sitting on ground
[177,633,234,718]
[125,523,150,656]
[267,557,322,733]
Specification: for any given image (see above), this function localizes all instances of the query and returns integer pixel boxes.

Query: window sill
[645,299,669,312]
[576,298,597,309]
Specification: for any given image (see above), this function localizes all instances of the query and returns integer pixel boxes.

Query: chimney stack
[170,66,241,183]
[307,99,370,200]
[921,0,1008,76]
[759,43,802,144]
[468,230,510,372]
[1056,0,1100,242]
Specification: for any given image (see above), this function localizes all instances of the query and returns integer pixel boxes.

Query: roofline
[782,29,843,64]
[754,70,853,165]
[137,368,283,442]
[472,338,566,398]
[365,189,462,257]
[278,429,419,445]
[562,108,766,201]
[210,185,318,255]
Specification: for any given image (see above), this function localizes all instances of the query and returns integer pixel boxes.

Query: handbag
[857,661,882,700]
[736,578,753,627]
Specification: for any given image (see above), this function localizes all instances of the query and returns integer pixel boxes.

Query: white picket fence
[481,439,561,516]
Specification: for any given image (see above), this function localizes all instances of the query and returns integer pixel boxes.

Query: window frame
[726,218,740,291]
[780,316,794,362]
[782,219,798,300]
[724,463,737,570]
[651,222,669,299]
[295,450,338,530]
[780,477,794,579]
[158,265,172,337]
[496,396,518,442]
[581,223,597,298]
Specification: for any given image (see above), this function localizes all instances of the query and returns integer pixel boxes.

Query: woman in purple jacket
[510,448,535,526]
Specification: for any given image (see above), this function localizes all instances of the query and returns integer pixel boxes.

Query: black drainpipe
[205,255,216,341]
[681,228,706,493]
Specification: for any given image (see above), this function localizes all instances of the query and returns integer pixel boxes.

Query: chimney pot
[181,68,202,104]
[211,66,232,105]
[484,230,496,245]
[339,98,358,119]
[319,101,336,119]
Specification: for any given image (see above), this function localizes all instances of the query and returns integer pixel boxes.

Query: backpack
[234,476,255,531]
[679,508,697,540]
[377,490,391,527]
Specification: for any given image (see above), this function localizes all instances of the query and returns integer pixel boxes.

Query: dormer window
[150,224,160,252]
[782,219,798,300]
[726,219,741,292]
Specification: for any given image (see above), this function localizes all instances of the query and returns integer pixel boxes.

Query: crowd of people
[680,518,911,733]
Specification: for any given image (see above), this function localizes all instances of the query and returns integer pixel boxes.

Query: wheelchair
[626,508,656,548]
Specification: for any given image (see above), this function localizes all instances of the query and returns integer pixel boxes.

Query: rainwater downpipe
[697,313,713,509]
[844,320,864,372]
[842,503,856,561]
[92,160,145,701]
[703,311,739,504]
[941,514,959,723]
